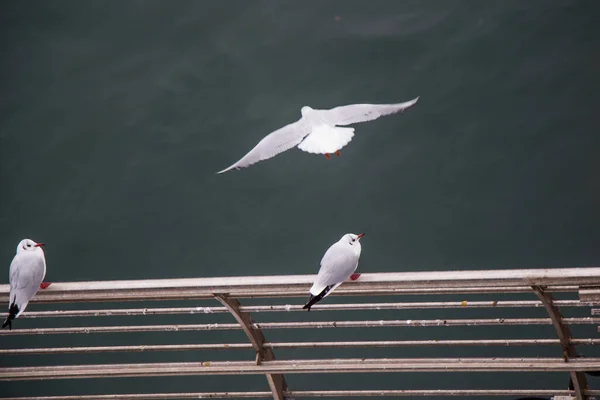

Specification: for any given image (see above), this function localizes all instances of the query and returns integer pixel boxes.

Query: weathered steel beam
[1,267,598,303]
[2,317,599,336]
[579,288,600,303]
[15,300,588,319]
[215,294,287,400]
[532,286,588,400]
[4,389,600,399]
[3,338,600,356]
[2,358,600,381]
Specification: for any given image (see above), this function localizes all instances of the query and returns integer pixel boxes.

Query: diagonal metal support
[215,294,287,400]
[532,286,588,400]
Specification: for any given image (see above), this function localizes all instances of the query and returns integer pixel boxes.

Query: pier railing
[1,267,600,399]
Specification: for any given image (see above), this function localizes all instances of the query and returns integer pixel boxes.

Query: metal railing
[1,267,600,399]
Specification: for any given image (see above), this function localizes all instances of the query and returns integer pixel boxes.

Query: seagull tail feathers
[302,285,333,311]
[2,303,19,330]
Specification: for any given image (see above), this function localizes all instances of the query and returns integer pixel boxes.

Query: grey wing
[217,119,310,173]
[311,245,358,294]
[9,255,44,307]
[319,97,419,126]
[8,257,19,307]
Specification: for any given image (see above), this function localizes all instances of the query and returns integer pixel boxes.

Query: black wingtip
[302,286,334,311]
[2,303,19,330]
[302,295,315,312]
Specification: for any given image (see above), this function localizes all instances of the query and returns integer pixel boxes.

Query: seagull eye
[27,244,31,247]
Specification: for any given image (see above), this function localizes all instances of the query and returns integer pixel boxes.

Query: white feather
[297,125,355,154]
[217,120,310,173]
[317,97,419,126]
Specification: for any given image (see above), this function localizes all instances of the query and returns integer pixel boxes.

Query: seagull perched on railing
[2,239,51,330]
[303,233,364,311]
[217,97,419,173]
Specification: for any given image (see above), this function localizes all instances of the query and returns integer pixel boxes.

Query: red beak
[35,243,45,247]
[357,233,365,240]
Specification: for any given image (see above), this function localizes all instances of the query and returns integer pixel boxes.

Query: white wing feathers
[217,120,309,173]
[319,96,419,126]
[310,243,359,296]
[9,254,45,317]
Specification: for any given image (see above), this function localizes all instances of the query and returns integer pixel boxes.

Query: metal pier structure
[1,267,600,399]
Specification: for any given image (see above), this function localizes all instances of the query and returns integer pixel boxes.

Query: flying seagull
[3,239,51,330]
[303,233,364,311]
[217,97,419,173]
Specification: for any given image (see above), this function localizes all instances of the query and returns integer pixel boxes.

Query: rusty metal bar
[0,343,253,355]
[215,294,287,400]
[270,338,600,348]
[16,300,588,319]
[580,288,600,303]
[0,285,579,304]
[532,286,588,400]
[4,389,600,399]
[3,338,600,356]
[2,358,600,381]
[3,317,599,336]
[289,389,600,397]
[2,267,597,304]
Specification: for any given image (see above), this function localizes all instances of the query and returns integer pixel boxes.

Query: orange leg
[350,273,361,281]
[336,151,340,157]
[40,282,52,289]
[324,153,330,160]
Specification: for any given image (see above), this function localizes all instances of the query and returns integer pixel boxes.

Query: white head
[16,238,45,254]
[300,106,313,117]
[340,233,364,254]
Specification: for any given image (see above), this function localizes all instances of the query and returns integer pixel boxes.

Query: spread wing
[318,96,419,126]
[310,244,358,296]
[217,119,310,173]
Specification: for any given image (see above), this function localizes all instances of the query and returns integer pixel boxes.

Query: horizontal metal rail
[3,358,600,381]
[3,338,600,356]
[2,268,599,399]
[0,285,580,303]
[4,389,600,399]
[16,299,587,319]
[1,267,596,303]
[580,288,600,303]
[2,317,598,336]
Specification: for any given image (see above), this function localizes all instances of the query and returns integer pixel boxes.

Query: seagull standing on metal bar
[2,239,51,330]
[303,233,364,311]
[217,97,419,173]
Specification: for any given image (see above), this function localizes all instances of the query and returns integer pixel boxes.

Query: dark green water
[1,0,599,398]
